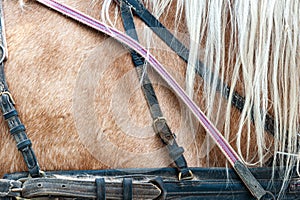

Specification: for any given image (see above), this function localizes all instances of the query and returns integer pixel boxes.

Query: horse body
[0,1,299,195]
[1,0,106,174]
[0,0,203,175]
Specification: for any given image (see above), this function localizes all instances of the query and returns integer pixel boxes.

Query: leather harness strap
[0,0,270,199]
[0,1,41,178]
[114,0,289,142]
[117,2,270,198]
[0,179,22,198]
[2,167,300,199]
[96,178,106,200]
[0,176,161,199]
[123,178,133,200]
[19,177,160,199]
[120,1,193,180]
[0,0,297,199]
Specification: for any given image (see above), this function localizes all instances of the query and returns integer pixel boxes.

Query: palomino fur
[0,0,299,197]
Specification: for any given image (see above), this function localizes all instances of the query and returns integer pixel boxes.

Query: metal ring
[178,170,194,181]
[262,191,276,200]
[0,44,5,63]
[39,170,47,177]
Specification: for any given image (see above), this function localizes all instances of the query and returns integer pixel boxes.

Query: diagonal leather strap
[120,1,193,180]
[118,1,269,198]
[115,0,284,141]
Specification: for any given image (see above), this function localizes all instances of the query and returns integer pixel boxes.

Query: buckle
[0,91,15,104]
[153,117,167,134]
[15,197,31,200]
[178,170,194,181]
[153,117,176,144]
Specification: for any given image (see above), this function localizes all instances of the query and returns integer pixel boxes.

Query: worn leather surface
[2,167,299,199]
[120,2,191,180]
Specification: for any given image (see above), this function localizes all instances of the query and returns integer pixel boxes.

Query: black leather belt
[1,167,299,199]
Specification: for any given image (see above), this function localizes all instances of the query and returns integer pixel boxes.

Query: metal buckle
[153,117,167,134]
[0,91,15,104]
[178,170,194,181]
[15,197,31,200]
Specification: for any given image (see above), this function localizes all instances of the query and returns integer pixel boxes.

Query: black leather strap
[0,1,41,178]
[96,178,106,200]
[116,0,285,142]
[4,167,299,199]
[122,178,132,200]
[0,179,22,198]
[19,176,160,199]
[120,1,193,180]
[0,89,41,177]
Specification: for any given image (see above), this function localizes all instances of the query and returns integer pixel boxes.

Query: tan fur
[0,0,205,175]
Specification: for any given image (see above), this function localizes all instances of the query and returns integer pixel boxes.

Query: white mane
[101,0,300,195]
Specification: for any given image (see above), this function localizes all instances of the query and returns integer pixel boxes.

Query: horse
[0,0,299,199]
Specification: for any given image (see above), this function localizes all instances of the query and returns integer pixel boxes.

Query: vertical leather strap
[0,0,41,178]
[95,178,106,200]
[120,0,193,181]
[123,178,132,200]
[0,92,41,177]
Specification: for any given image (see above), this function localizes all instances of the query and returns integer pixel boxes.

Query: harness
[0,0,299,199]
